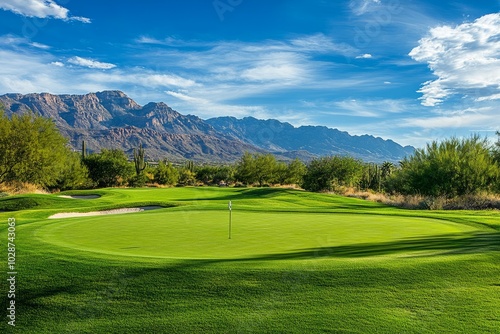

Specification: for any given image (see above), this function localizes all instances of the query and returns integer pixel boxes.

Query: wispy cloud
[289,34,358,55]
[349,0,381,16]
[410,13,500,107]
[165,90,267,119]
[68,56,116,70]
[321,99,412,118]
[0,0,90,23]
[85,72,197,89]
[0,34,49,49]
[0,30,459,146]
[0,49,71,93]
[402,108,496,129]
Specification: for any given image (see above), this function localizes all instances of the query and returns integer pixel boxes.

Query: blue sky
[1,0,500,147]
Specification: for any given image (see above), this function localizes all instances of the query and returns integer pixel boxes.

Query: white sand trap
[48,206,163,219]
[59,195,101,199]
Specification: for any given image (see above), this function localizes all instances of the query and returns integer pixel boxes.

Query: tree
[286,158,307,185]
[234,152,280,186]
[302,156,364,192]
[254,154,278,186]
[380,161,396,179]
[154,159,179,186]
[235,152,257,185]
[196,166,218,185]
[302,157,333,192]
[390,135,499,197]
[55,152,92,190]
[361,163,381,191]
[0,110,71,187]
[275,158,306,185]
[493,131,500,164]
[83,149,135,187]
[213,165,235,185]
[274,162,289,185]
[178,169,196,186]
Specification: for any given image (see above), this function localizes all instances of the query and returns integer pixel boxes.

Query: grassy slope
[0,187,499,333]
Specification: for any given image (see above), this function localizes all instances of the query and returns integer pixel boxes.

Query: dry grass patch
[0,182,48,196]
[342,187,500,211]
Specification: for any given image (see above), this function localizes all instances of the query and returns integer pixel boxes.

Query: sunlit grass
[0,187,499,333]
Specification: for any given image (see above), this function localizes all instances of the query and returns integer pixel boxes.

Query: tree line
[2,109,500,199]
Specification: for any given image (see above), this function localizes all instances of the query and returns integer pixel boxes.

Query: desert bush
[303,156,364,192]
[390,135,499,197]
[83,149,135,187]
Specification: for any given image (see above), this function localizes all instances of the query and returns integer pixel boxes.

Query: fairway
[37,211,477,259]
[1,187,499,333]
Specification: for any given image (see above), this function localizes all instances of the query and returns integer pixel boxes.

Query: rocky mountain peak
[95,90,141,116]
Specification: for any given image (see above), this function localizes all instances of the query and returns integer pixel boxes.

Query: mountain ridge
[0,90,414,163]
[206,116,414,162]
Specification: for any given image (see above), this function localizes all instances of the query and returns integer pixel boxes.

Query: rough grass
[0,187,499,333]
[0,182,48,196]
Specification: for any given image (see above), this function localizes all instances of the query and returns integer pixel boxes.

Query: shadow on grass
[177,187,286,202]
[177,187,387,211]
[268,232,500,260]
[171,232,500,269]
[15,232,499,327]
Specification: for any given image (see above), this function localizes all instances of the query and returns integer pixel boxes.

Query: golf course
[1,187,499,333]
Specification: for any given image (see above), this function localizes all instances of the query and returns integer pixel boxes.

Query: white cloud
[165,91,210,105]
[68,56,116,70]
[135,36,204,48]
[0,50,71,93]
[165,90,267,119]
[350,0,381,16]
[241,55,305,82]
[136,36,164,45]
[410,13,500,106]
[0,0,90,22]
[142,74,197,88]
[85,72,197,89]
[0,32,396,127]
[402,112,495,129]
[134,33,368,95]
[0,48,198,99]
[290,34,358,55]
[30,42,49,49]
[476,93,500,102]
[329,99,410,117]
[0,34,49,49]
[356,53,373,59]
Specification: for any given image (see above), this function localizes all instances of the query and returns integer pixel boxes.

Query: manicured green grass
[0,187,499,333]
[38,211,476,259]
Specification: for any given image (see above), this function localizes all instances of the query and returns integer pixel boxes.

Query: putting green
[36,210,478,259]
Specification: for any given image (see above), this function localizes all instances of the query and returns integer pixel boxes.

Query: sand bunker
[59,195,101,200]
[48,206,163,219]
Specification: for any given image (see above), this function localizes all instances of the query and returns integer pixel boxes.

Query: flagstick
[228,200,232,239]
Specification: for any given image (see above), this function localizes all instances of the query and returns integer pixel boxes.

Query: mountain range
[0,91,414,163]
